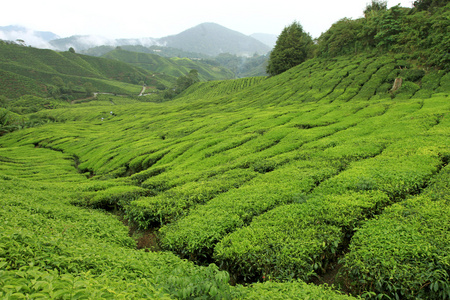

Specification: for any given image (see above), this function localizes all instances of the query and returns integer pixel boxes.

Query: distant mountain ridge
[158,23,271,56]
[0,23,272,57]
[49,35,160,52]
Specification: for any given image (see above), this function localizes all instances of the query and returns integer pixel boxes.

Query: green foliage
[175,69,200,92]
[0,108,22,135]
[1,50,449,299]
[267,22,314,76]
[317,18,365,57]
[343,179,450,298]
[0,147,239,299]
[413,0,449,11]
[364,0,387,17]
[238,280,356,299]
[102,48,234,88]
[0,42,149,99]
[317,3,450,70]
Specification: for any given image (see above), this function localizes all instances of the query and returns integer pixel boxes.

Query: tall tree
[266,22,314,76]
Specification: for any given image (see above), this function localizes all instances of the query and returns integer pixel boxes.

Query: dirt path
[138,86,146,96]
[70,86,146,104]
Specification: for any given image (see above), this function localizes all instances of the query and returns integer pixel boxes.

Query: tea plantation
[1,49,450,298]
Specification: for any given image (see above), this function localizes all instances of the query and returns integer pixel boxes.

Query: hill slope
[0,41,235,99]
[102,48,234,84]
[0,40,149,99]
[1,51,449,298]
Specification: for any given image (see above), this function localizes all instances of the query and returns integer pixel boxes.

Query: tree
[175,69,199,92]
[83,82,95,97]
[374,5,404,50]
[413,0,449,11]
[364,0,387,17]
[266,22,314,76]
[69,47,76,53]
[318,18,364,57]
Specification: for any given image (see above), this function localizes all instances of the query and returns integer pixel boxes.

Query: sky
[2,0,414,40]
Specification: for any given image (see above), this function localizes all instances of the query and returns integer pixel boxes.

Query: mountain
[250,33,277,48]
[158,23,271,56]
[2,23,272,57]
[48,23,271,57]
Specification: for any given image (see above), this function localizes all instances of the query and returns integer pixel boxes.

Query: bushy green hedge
[214,191,389,282]
[1,50,449,299]
[343,167,450,298]
[159,161,341,260]
[0,148,237,299]
[238,280,357,300]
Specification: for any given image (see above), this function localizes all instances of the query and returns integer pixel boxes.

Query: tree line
[267,0,449,76]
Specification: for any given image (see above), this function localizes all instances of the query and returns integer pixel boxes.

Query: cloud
[0,27,55,49]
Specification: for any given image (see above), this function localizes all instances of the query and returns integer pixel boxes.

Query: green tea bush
[214,190,390,282]
[343,195,450,299]
[159,160,341,260]
[126,168,257,227]
[74,185,150,209]
[0,148,239,299]
[393,81,421,99]
[239,280,357,300]
[1,48,449,299]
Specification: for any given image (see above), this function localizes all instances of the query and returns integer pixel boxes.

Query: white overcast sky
[2,0,414,39]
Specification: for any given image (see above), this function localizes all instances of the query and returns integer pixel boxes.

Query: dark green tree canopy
[413,0,449,11]
[266,22,314,76]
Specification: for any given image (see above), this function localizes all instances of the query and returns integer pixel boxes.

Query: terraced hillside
[102,49,234,86]
[1,52,449,299]
[0,40,148,99]
[0,41,233,100]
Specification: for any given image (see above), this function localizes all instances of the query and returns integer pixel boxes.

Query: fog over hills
[250,33,277,48]
[0,23,272,57]
[0,25,59,48]
[48,35,161,52]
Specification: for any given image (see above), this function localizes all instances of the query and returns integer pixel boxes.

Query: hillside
[1,4,450,298]
[0,41,236,100]
[84,46,268,78]
[0,40,149,99]
[81,45,212,59]
[1,49,449,298]
[102,48,234,84]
